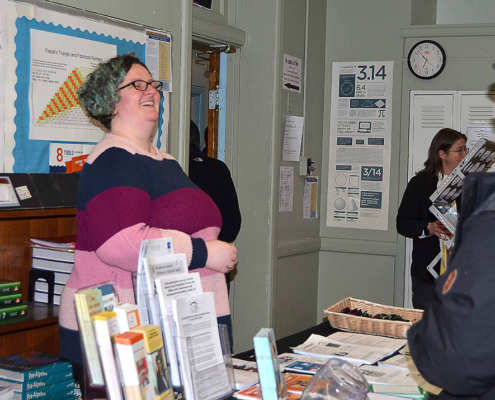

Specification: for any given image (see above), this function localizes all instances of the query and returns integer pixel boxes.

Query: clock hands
[418,51,428,68]
[427,60,436,69]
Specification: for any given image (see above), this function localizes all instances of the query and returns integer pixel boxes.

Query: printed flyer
[326,61,393,230]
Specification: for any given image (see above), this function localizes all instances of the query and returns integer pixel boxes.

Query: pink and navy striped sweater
[59,134,229,331]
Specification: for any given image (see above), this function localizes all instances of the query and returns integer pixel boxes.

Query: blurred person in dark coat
[189,121,241,290]
[408,172,495,400]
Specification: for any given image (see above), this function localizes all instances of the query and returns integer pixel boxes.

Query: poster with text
[326,61,393,230]
[29,29,116,142]
[3,3,153,173]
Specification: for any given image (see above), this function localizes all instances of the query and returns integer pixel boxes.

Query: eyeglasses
[449,147,469,155]
[118,80,163,91]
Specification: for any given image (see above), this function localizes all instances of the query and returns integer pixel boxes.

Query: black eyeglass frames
[450,147,469,155]
[118,80,163,92]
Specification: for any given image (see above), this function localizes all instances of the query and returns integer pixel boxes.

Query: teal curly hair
[78,52,149,130]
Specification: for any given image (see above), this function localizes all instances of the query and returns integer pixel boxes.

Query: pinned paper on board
[49,143,94,173]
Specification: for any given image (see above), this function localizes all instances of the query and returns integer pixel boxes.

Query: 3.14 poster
[326,61,393,230]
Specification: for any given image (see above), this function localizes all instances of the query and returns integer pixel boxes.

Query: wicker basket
[324,297,423,339]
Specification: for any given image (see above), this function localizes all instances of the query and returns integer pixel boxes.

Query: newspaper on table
[291,334,397,365]
[357,365,442,396]
[327,332,407,352]
[378,354,418,371]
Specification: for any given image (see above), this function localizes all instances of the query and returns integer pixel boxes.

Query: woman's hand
[427,221,452,240]
[205,240,238,274]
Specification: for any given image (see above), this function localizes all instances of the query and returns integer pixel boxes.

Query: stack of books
[0,351,75,400]
[28,235,76,305]
[0,280,26,321]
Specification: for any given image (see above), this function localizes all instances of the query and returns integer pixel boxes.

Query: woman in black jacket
[397,128,467,309]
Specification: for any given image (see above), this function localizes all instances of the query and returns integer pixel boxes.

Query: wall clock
[407,40,446,80]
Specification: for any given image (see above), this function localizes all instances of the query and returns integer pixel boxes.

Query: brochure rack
[75,273,235,400]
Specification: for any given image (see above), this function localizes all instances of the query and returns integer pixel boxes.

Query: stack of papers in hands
[291,334,399,365]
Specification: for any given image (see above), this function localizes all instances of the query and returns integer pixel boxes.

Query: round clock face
[407,40,446,80]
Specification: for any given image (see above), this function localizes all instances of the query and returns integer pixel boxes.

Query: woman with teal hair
[59,53,237,391]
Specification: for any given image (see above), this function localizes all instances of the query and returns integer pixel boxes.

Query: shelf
[0,302,59,334]
[0,207,76,356]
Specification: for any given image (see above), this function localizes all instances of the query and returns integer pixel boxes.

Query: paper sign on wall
[283,115,304,162]
[326,61,393,230]
[283,54,302,93]
[279,166,294,212]
[145,30,172,92]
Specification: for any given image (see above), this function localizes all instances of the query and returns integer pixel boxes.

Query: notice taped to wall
[326,61,393,230]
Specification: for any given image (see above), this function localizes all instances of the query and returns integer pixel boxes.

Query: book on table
[28,235,76,251]
[29,235,76,306]
[0,305,27,321]
[31,258,74,274]
[0,294,22,309]
[0,281,24,320]
[31,247,74,263]
[8,379,75,400]
[0,369,73,392]
[253,328,288,400]
[0,385,13,400]
[0,280,20,296]
[0,351,74,399]
[0,352,72,383]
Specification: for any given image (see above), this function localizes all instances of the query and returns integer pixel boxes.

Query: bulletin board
[1,0,170,173]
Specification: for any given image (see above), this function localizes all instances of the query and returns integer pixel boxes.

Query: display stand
[75,282,121,400]
[179,324,235,400]
[77,273,235,400]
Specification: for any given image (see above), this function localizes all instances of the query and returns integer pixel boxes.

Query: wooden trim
[0,208,76,220]
[208,52,220,158]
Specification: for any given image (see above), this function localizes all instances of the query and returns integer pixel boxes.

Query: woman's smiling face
[113,64,160,125]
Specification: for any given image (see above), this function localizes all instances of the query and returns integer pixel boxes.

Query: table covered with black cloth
[233,321,336,362]
[230,320,440,399]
